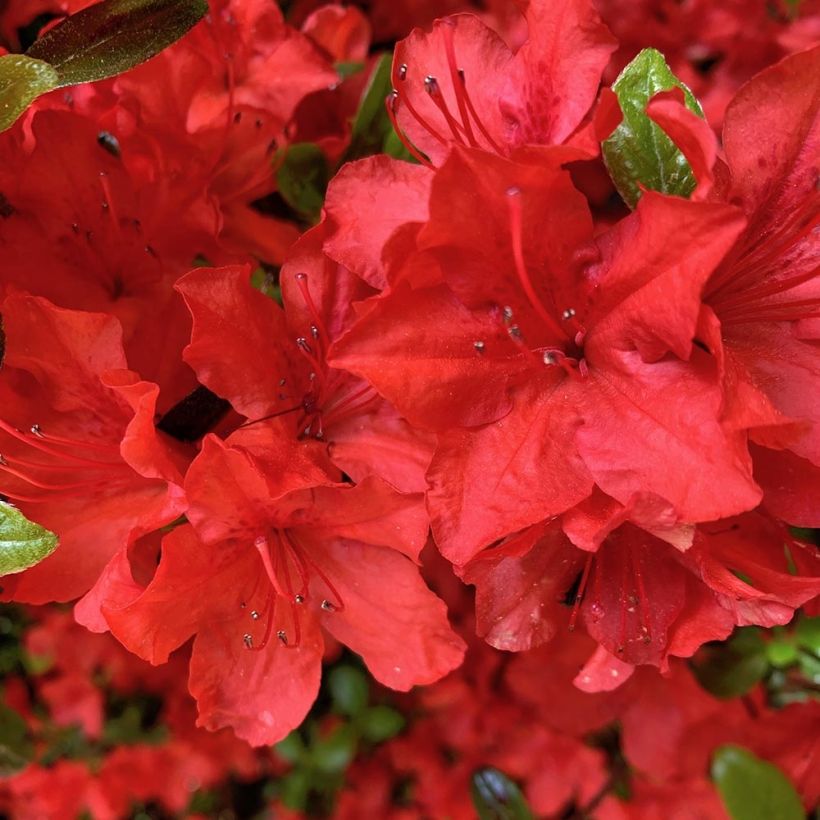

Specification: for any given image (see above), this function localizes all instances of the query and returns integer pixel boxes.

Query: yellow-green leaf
[27,0,207,87]
[0,54,58,132]
[0,501,59,576]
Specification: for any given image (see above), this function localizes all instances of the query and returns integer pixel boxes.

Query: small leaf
[712,745,804,820]
[0,54,59,132]
[692,628,769,699]
[328,665,369,717]
[359,705,405,743]
[765,638,798,668]
[275,143,329,222]
[312,724,357,774]
[0,501,59,576]
[602,47,704,208]
[27,0,207,87]
[344,53,393,161]
[471,767,534,820]
[275,731,306,764]
[0,702,33,776]
[795,616,820,656]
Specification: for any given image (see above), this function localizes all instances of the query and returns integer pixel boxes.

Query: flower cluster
[0,0,818,816]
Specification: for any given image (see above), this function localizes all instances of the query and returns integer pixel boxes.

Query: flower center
[240,530,345,651]
[706,180,820,325]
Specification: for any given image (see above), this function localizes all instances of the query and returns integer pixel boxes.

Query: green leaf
[796,616,820,656]
[0,54,59,132]
[602,47,704,208]
[359,705,405,743]
[344,52,393,161]
[27,0,207,87]
[312,724,357,774]
[0,702,33,776]
[471,768,534,820]
[712,745,804,820]
[275,143,329,222]
[0,501,58,576]
[328,665,369,717]
[692,628,769,699]
[766,638,798,668]
[275,731,306,764]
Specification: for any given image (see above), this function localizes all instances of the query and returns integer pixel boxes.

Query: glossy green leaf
[602,47,704,208]
[471,768,534,820]
[0,54,58,132]
[692,628,769,698]
[0,502,59,576]
[27,0,207,87]
[359,705,404,743]
[0,702,33,776]
[275,142,329,222]
[712,745,804,820]
[328,665,369,717]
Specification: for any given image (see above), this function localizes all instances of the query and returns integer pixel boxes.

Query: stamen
[423,75,467,142]
[293,273,330,349]
[456,69,503,154]
[385,92,434,168]
[440,21,478,148]
[0,420,123,468]
[390,86,448,146]
[569,553,594,631]
[506,187,571,341]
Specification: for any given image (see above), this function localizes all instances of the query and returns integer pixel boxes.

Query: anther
[543,351,558,365]
[424,75,439,95]
[295,272,307,282]
[562,308,576,320]
[473,341,485,353]
[250,610,259,620]
[506,186,521,198]
[398,63,407,81]
[309,324,319,339]
[243,633,253,648]
[279,378,286,386]
[294,594,304,604]
[296,337,312,353]
[0,455,6,466]
[30,425,44,438]
[508,325,522,340]
[277,630,288,645]
[502,306,514,323]
[321,599,335,611]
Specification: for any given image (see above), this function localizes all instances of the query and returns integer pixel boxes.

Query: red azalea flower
[648,45,820,525]
[702,45,820,526]
[176,233,434,493]
[0,293,185,604]
[388,0,616,165]
[96,428,464,744]
[331,146,758,563]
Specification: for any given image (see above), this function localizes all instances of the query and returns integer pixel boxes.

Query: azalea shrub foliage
[0,0,819,817]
